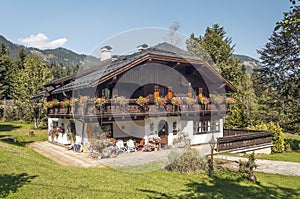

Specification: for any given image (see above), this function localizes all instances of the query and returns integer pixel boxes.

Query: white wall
[47,117,225,146]
[47,118,71,144]
[113,120,145,138]
[181,121,193,139]
[182,118,224,145]
[143,116,181,145]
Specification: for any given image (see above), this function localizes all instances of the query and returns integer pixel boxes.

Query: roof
[43,42,236,94]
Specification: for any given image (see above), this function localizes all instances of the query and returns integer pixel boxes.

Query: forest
[0,2,298,134]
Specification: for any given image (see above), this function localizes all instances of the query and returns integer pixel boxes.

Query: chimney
[100,46,112,61]
[137,44,149,52]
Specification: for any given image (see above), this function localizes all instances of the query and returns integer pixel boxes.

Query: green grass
[0,122,48,146]
[255,152,300,163]
[285,135,300,141]
[1,122,300,198]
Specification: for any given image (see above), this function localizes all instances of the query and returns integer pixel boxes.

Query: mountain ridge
[0,35,100,66]
[0,35,261,72]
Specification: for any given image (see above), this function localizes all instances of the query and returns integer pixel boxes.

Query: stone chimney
[100,46,112,61]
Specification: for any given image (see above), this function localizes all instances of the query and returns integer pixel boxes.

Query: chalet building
[38,42,273,154]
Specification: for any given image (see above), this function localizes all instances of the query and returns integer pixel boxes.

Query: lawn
[255,151,300,163]
[1,122,300,198]
[255,135,300,163]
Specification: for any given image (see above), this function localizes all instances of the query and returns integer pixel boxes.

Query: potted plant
[51,99,60,113]
[94,97,106,107]
[52,99,60,107]
[183,97,196,111]
[210,94,224,104]
[77,96,88,114]
[93,97,107,113]
[136,96,149,112]
[44,100,54,109]
[171,97,181,106]
[170,97,181,112]
[115,96,127,106]
[198,96,210,110]
[69,97,78,113]
[154,96,166,111]
[60,99,70,113]
[79,96,88,107]
[112,96,127,112]
[136,96,149,106]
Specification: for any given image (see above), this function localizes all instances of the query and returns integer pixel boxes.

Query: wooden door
[158,120,168,146]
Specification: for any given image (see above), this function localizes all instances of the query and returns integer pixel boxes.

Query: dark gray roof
[148,42,201,60]
[51,42,234,94]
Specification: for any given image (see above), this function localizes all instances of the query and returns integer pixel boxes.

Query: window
[194,120,220,135]
[52,121,58,129]
[211,120,219,131]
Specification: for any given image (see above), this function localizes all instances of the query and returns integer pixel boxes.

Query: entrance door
[158,120,168,146]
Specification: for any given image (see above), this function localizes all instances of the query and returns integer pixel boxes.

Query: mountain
[0,35,100,67]
[234,54,261,74]
[1,35,261,72]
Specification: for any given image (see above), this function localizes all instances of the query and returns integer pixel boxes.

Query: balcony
[47,98,230,120]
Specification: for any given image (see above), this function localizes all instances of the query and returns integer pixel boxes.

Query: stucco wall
[113,120,145,138]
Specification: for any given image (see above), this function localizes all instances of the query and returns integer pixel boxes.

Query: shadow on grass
[0,173,37,198]
[0,124,21,132]
[0,137,34,147]
[139,175,299,199]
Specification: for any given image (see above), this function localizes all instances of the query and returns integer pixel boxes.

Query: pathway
[215,155,300,176]
[29,141,169,168]
[29,142,300,176]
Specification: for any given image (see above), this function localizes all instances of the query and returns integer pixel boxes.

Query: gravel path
[29,142,300,176]
[215,155,300,176]
[29,141,169,168]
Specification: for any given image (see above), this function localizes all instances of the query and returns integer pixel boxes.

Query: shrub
[239,152,257,182]
[248,122,285,153]
[0,104,4,118]
[165,147,207,175]
[172,132,190,148]
[3,106,18,121]
[284,138,300,152]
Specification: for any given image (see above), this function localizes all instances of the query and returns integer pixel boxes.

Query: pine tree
[186,24,258,128]
[256,28,299,133]
[0,43,12,99]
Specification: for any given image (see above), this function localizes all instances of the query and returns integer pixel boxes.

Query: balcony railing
[217,129,273,152]
[47,99,230,117]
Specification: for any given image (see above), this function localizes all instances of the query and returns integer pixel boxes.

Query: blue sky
[0,0,291,59]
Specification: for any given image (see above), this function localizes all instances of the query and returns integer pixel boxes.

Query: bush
[284,138,300,152]
[172,132,190,148]
[239,152,257,182]
[248,122,285,153]
[0,104,4,118]
[3,106,19,121]
[165,147,207,175]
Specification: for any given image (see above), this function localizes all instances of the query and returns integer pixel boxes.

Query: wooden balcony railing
[47,99,230,117]
[217,129,273,152]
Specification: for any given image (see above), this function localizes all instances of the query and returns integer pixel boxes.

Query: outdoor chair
[126,139,137,152]
[115,139,126,154]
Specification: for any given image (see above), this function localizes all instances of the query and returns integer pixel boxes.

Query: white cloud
[18,33,68,48]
